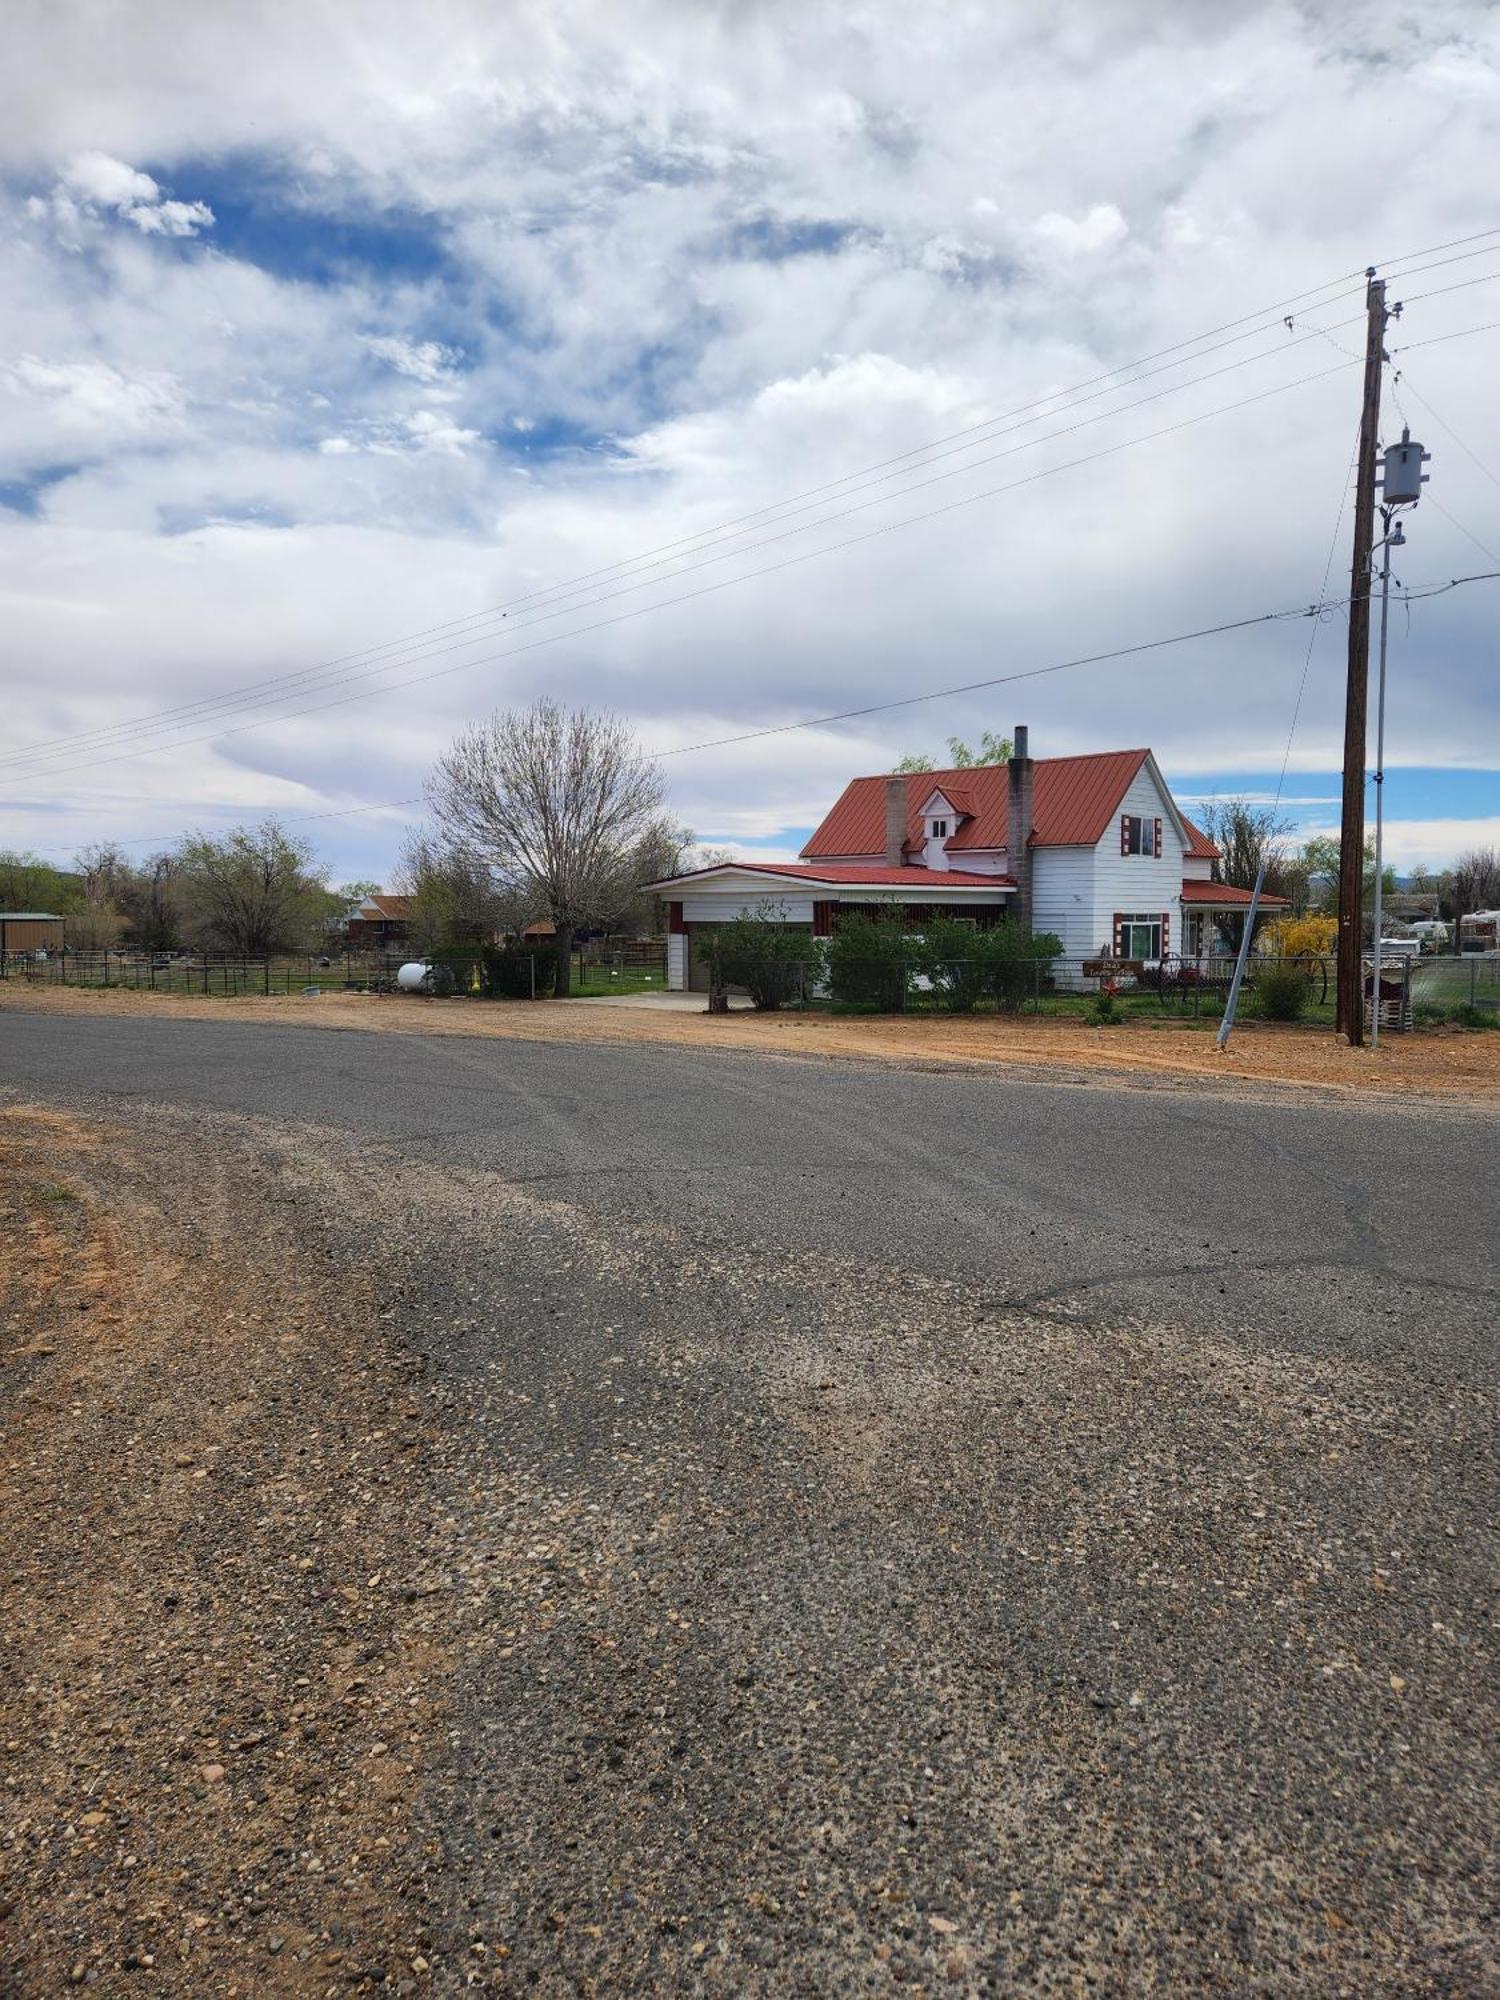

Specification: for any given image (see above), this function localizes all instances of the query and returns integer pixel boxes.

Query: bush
[1261,913,1337,962]
[478,945,542,998]
[1088,990,1121,1026]
[1254,963,1310,1021]
[824,911,910,1011]
[704,914,812,1010]
[1414,1001,1494,1031]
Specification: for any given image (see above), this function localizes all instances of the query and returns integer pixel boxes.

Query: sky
[2,0,1498,887]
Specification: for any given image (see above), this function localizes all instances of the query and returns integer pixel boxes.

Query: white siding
[1183,854,1214,881]
[1086,763,1188,954]
[667,934,687,990]
[1031,847,1099,959]
[681,890,816,923]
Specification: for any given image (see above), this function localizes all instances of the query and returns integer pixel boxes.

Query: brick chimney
[884,775,907,868]
[1006,725,1034,931]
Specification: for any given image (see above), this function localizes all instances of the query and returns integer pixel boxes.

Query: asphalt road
[3,1010,1496,1993]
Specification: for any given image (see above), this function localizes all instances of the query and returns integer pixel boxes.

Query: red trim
[812,900,833,938]
[1161,909,1170,953]
[1112,912,1124,954]
[668,901,686,936]
[1120,815,1129,856]
[1154,816,1163,858]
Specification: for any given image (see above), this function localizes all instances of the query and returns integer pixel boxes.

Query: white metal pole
[1371,518,1392,1048]
[1216,858,1266,1050]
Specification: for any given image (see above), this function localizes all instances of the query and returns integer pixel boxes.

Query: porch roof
[1180,880,1290,908]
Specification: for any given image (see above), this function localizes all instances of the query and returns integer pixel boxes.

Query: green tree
[177,821,331,955]
[894,732,1012,774]
[0,850,82,913]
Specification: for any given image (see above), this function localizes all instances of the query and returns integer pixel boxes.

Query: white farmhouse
[649,727,1285,991]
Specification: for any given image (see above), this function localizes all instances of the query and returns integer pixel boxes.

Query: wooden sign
[1083,958,1144,979]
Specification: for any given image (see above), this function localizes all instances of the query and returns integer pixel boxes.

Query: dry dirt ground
[0,1104,458,1995]
[2,983,1496,1102]
[1,1072,1494,1998]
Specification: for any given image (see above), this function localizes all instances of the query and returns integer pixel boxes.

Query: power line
[3,306,1375,776]
[1395,316,1500,353]
[7,356,1362,790]
[1393,373,1500,491]
[3,330,1373,783]
[17,569,1500,859]
[10,224,1500,774]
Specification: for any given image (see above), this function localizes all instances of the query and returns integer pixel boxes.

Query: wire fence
[0,941,670,1000]
[2,942,1492,1024]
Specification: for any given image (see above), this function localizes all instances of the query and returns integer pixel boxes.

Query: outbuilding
[0,912,66,954]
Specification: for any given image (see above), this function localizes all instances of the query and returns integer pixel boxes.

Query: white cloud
[2,356,185,439]
[0,1,1497,879]
[49,149,214,236]
[62,150,159,208]
[1032,202,1129,257]
[361,335,461,383]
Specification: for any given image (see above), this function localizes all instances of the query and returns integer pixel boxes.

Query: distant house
[345,894,414,949]
[647,729,1287,990]
[0,912,66,954]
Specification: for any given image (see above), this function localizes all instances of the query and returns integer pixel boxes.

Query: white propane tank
[1380,428,1429,506]
[396,961,430,992]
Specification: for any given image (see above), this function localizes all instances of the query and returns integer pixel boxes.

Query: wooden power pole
[1335,271,1388,1045]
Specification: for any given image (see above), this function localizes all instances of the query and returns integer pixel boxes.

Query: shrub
[479,945,542,998]
[1088,989,1121,1026]
[979,923,1063,1013]
[824,910,910,1011]
[704,913,812,1010]
[1254,963,1310,1021]
[916,918,988,1012]
[1261,913,1337,962]
[911,918,1063,1014]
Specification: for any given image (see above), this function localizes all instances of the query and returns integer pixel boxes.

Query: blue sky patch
[157,153,456,288]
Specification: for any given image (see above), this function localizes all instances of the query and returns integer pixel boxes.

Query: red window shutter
[1161,910,1170,954]
[1113,913,1124,955]
[1154,816,1163,858]
[1120,815,1130,855]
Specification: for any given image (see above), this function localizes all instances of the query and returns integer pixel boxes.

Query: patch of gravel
[3,1090,1494,1997]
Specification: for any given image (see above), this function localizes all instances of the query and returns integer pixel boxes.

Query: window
[930,818,949,838]
[1120,814,1161,857]
[1115,914,1163,960]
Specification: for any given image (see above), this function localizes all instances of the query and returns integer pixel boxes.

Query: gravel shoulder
[3,981,1497,1103]
[2,1079,1495,1996]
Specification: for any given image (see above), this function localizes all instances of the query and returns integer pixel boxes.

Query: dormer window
[930,818,949,839]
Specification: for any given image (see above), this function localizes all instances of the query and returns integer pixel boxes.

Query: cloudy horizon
[3,1,1498,886]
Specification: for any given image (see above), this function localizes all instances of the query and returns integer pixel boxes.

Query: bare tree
[118,853,183,952]
[1452,846,1500,941]
[424,701,665,995]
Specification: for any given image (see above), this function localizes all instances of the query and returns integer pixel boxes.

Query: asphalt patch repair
[1,1092,1494,1996]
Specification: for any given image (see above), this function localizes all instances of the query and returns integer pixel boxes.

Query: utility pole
[1335,271,1387,1044]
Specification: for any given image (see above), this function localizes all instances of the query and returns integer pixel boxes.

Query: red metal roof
[1180,880,1289,907]
[1179,814,1219,861]
[802,751,1157,857]
[650,861,1015,890]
